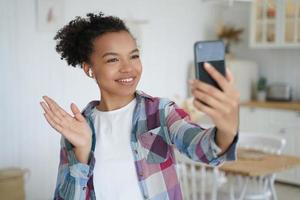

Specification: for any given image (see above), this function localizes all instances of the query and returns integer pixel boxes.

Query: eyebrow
[102,48,139,58]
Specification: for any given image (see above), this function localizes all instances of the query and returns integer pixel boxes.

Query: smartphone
[194,40,226,91]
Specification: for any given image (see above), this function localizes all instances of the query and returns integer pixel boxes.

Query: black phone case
[194,40,226,91]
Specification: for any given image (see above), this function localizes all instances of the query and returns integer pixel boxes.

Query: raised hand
[190,62,240,153]
[40,96,92,164]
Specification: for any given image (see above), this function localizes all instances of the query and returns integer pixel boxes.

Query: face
[83,31,142,99]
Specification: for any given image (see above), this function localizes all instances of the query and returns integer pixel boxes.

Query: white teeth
[118,78,133,82]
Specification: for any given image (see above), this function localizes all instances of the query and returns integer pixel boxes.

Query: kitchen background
[1,0,299,199]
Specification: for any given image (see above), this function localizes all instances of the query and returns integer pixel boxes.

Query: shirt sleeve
[164,100,238,166]
[53,136,95,200]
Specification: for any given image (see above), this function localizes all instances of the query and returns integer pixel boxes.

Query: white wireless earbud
[88,69,93,78]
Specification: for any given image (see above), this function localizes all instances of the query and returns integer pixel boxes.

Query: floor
[212,181,300,200]
[276,182,300,200]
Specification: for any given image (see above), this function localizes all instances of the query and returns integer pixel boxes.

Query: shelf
[250,43,300,48]
[285,18,299,23]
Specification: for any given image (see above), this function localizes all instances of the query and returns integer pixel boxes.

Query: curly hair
[54,12,130,68]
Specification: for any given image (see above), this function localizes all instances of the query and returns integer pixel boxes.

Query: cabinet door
[251,0,300,48]
[239,107,278,134]
[283,0,300,44]
[251,0,278,46]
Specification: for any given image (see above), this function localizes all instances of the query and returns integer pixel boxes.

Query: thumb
[71,103,85,122]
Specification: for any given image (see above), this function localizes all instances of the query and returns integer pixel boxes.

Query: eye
[106,58,119,63]
[131,54,140,59]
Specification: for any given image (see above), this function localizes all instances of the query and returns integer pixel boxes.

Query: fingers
[204,63,230,92]
[71,103,85,122]
[192,92,239,123]
[42,96,72,119]
[190,79,230,104]
[40,101,51,113]
[190,79,240,115]
[43,112,63,133]
[40,96,73,136]
[40,101,63,126]
[193,98,218,118]
[225,67,235,85]
[43,110,74,141]
[192,90,231,114]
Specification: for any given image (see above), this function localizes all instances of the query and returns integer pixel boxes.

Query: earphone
[88,69,94,78]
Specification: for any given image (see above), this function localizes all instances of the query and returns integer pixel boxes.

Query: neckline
[93,98,137,115]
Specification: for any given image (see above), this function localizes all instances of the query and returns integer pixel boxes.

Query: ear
[82,62,91,77]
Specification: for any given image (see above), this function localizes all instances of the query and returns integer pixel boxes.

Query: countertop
[240,100,300,111]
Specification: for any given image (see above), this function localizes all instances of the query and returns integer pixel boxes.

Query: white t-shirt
[90,98,142,200]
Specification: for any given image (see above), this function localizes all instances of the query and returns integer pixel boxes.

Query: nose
[119,60,133,73]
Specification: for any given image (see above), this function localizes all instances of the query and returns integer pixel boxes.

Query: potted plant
[256,77,267,101]
[216,24,244,55]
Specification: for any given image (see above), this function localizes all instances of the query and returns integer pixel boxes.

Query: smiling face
[83,31,142,99]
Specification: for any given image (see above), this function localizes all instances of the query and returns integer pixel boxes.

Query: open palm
[40,96,92,149]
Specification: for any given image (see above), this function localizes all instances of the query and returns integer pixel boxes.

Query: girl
[40,12,240,200]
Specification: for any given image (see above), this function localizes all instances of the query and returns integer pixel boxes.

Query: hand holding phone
[194,40,226,91]
[191,40,240,150]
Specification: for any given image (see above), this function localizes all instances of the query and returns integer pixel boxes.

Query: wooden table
[218,148,300,200]
[220,148,300,177]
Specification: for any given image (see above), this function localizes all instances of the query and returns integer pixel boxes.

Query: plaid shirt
[54,90,238,200]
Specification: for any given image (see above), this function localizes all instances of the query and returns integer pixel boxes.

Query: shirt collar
[81,90,153,117]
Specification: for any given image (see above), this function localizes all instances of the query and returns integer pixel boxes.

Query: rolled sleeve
[69,150,95,179]
[54,138,95,199]
[70,163,90,179]
[208,127,239,165]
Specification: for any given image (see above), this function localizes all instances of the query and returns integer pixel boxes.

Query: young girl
[40,12,240,200]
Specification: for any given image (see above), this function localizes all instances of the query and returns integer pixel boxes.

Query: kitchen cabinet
[250,0,300,48]
[239,107,300,185]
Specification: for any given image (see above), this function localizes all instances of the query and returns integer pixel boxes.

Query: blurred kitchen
[1,0,300,199]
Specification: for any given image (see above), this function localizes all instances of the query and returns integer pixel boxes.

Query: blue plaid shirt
[54,90,238,199]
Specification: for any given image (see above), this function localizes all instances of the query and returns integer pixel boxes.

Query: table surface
[219,148,300,177]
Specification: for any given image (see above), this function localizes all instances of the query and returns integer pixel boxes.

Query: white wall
[0,0,223,199]
[220,3,300,100]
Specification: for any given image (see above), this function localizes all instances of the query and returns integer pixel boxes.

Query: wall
[0,0,223,199]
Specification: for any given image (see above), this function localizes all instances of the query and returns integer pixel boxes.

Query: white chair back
[175,149,226,200]
[238,133,286,155]
[229,132,287,200]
